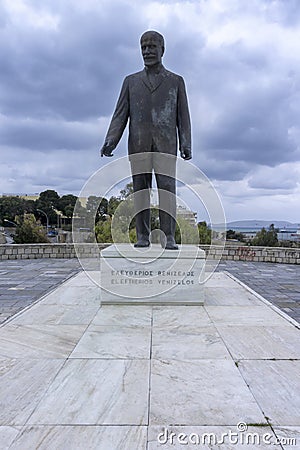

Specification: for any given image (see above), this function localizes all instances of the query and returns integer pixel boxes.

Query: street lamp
[37,209,49,231]
[3,219,18,227]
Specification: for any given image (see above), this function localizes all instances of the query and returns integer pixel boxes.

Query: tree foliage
[0,196,28,224]
[119,182,134,200]
[252,224,279,247]
[226,229,245,242]
[14,214,49,244]
[0,184,210,246]
[94,218,113,243]
[86,196,108,222]
[197,221,211,244]
[107,196,122,216]
[175,217,199,244]
[39,190,60,206]
[35,190,60,225]
[57,194,78,217]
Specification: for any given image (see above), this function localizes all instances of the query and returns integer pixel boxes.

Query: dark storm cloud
[186,38,300,180]
[1,0,300,213]
[0,116,100,151]
[200,158,254,182]
[0,1,144,122]
[199,83,297,165]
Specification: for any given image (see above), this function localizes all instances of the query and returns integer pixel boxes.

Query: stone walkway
[219,261,300,324]
[0,270,299,449]
[0,259,80,324]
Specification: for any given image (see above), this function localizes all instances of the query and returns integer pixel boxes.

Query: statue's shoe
[165,239,178,250]
[134,240,150,248]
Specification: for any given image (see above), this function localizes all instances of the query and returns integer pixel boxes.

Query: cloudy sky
[1,0,300,223]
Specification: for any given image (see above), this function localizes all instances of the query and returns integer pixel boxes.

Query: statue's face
[141,35,164,67]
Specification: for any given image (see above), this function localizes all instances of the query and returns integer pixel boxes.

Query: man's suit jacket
[105,65,191,157]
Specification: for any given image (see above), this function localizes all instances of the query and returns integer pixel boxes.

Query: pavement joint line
[223,270,300,329]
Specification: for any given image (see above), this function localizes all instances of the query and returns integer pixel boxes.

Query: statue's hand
[100,141,115,157]
[180,148,192,160]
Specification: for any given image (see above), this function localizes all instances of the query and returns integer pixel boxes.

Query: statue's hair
[140,30,165,49]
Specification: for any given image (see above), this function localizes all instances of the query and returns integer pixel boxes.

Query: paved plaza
[0,257,299,449]
[0,267,299,449]
[0,258,299,324]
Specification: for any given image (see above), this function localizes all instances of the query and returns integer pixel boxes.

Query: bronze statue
[101,30,191,249]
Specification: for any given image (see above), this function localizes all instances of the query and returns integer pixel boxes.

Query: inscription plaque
[100,244,205,305]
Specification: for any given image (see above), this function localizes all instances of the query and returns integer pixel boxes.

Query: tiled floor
[0,271,299,449]
[219,260,300,323]
[0,259,80,323]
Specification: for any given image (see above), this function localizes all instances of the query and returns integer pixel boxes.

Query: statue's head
[140,30,165,67]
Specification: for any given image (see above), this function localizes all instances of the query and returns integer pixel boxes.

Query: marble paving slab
[150,359,266,425]
[8,426,148,450]
[152,326,231,359]
[40,284,100,306]
[0,426,21,450]
[204,273,239,288]
[238,360,300,426]
[63,271,100,287]
[28,359,150,425]
[91,305,152,327]
[205,305,291,326]
[70,324,151,359]
[204,287,263,306]
[10,304,100,325]
[152,306,212,328]
[0,358,64,425]
[0,324,86,359]
[217,325,300,359]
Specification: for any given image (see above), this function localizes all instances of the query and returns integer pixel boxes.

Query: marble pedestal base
[100,244,205,305]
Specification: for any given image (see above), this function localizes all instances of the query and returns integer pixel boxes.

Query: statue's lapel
[152,69,167,92]
[141,67,167,93]
[141,70,152,91]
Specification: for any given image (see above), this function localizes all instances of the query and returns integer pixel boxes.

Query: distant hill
[225,220,299,230]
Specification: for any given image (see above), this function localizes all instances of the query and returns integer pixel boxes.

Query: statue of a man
[100,30,191,249]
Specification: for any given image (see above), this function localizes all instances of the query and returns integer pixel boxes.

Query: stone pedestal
[100,244,205,305]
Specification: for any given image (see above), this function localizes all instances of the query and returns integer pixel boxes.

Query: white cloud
[248,163,300,190]
[3,0,59,30]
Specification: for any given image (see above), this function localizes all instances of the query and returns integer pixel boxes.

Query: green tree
[95,218,113,243]
[119,182,134,200]
[0,196,27,224]
[197,221,211,244]
[35,190,60,226]
[14,214,49,244]
[57,194,78,217]
[252,224,278,247]
[38,190,60,206]
[226,229,245,242]
[86,196,108,222]
[107,196,122,216]
[109,195,136,242]
[23,199,36,215]
[175,217,199,244]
